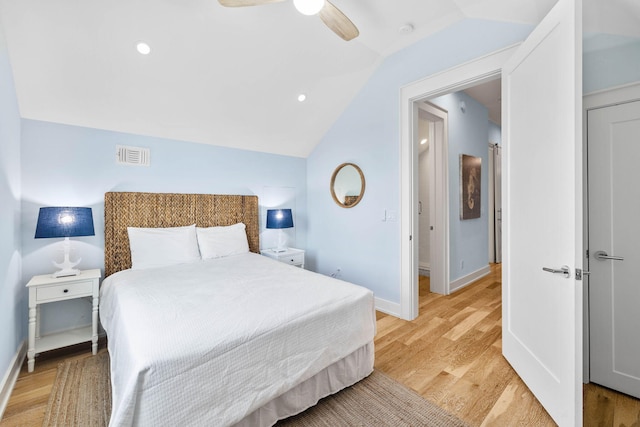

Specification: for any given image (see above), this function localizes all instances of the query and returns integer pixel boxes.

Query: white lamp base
[52,237,82,278]
[273,229,288,253]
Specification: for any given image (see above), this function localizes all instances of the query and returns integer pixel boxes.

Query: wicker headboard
[104,192,260,277]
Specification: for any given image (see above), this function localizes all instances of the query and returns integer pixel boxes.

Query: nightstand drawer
[282,253,304,265]
[36,281,93,302]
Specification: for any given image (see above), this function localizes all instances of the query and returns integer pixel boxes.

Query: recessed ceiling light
[420,138,428,145]
[297,94,307,102]
[136,42,151,55]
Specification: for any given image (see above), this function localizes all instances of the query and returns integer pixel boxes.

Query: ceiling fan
[218,0,359,41]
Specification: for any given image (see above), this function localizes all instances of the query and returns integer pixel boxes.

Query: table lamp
[35,207,95,278]
[266,209,293,253]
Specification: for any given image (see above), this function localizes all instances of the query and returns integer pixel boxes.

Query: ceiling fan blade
[318,1,359,41]
[218,0,284,7]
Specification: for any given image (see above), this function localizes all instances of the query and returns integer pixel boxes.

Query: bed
[99,192,376,427]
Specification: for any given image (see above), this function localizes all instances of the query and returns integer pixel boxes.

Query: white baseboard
[450,265,491,294]
[375,297,401,318]
[0,340,26,420]
[419,261,431,277]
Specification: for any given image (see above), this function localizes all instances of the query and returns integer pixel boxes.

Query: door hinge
[409,235,412,241]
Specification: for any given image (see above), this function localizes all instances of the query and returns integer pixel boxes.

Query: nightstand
[26,269,101,372]
[261,247,305,269]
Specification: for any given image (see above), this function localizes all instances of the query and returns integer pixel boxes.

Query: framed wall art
[460,154,481,220]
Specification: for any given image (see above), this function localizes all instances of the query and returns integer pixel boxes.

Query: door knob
[542,265,571,278]
[594,251,624,261]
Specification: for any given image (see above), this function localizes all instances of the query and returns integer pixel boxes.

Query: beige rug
[43,352,111,427]
[44,352,469,427]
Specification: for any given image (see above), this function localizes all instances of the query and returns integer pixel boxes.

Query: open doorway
[414,81,502,300]
[464,79,503,265]
[399,45,515,321]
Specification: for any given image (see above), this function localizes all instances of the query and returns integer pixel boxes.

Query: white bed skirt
[233,341,375,427]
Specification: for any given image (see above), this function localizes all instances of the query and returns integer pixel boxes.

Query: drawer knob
[63,289,69,293]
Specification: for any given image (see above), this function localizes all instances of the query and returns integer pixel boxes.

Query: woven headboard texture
[104,192,260,277]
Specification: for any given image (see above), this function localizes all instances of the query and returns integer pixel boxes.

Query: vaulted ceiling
[1,0,638,157]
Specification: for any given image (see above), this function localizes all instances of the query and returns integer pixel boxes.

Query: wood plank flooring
[375,264,640,426]
[2,264,639,426]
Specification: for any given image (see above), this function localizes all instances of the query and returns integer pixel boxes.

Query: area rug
[43,352,469,427]
[42,351,111,427]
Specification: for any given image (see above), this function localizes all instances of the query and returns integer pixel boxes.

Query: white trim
[418,261,431,278]
[449,265,491,293]
[416,103,447,296]
[418,262,430,270]
[0,340,26,420]
[583,81,640,109]
[375,297,402,318]
[399,43,521,320]
[581,79,640,383]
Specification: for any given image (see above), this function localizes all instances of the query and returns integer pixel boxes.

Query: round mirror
[330,163,365,208]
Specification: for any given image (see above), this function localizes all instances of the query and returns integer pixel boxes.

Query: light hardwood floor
[375,264,640,426]
[2,265,639,426]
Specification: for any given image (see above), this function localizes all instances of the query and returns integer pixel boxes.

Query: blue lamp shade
[266,209,293,229]
[35,207,95,239]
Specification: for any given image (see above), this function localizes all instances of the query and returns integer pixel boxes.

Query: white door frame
[488,143,496,263]
[417,102,447,294]
[582,80,640,381]
[399,44,520,320]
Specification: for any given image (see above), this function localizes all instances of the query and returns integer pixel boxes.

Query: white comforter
[100,252,376,427]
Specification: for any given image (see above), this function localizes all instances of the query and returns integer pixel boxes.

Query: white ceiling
[0,0,638,157]
[464,79,502,125]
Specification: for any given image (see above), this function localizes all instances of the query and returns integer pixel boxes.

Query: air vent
[116,145,150,166]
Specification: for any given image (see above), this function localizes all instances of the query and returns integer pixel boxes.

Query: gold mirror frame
[330,163,366,208]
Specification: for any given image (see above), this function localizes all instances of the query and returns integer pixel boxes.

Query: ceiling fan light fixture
[293,0,324,16]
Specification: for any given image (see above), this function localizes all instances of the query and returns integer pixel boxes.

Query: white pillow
[127,224,201,270]
[196,223,249,259]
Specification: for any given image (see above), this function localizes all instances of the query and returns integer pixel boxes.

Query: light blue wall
[429,92,490,281]
[307,19,533,302]
[584,34,640,94]
[0,21,22,389]
[21,120,307,334]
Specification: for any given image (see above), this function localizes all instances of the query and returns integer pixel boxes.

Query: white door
[588,100,640,399]
[502,0,583,425]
